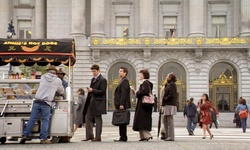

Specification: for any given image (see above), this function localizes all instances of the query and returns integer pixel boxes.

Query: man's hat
[46,65,58,73]
[57,68,66,75]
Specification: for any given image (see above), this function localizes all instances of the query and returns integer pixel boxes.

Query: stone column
[35,0,46,38]
[0,0,10,38]
[139,0,154,37]
[188,0,205,37]
[71,0,85,36]
[240,0,250,37]
[90,0,105,37]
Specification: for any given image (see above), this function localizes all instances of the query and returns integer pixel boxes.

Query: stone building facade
[0,0,250,111]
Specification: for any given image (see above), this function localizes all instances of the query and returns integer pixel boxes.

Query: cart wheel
[0,137,7,144]
[51,136,60,143]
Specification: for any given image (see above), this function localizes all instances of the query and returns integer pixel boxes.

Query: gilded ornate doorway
[107,62,136,110]
[158,62,186,111]
[209,63,238,111]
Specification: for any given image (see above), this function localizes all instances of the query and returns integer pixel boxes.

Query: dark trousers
[119,124,127,141]
[85,106,103,139]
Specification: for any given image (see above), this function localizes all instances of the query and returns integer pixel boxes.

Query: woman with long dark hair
[235,99,250,133]
[132,69,153,141]
[162,72,178,141]
[198,94,219,139]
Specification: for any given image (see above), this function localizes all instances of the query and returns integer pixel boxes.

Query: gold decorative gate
[209,62,238,111]
[209,72,237,111]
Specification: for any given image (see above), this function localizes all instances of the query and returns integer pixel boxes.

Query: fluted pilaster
[90,0,105,37]
[240,0,250,37]
[0,0,10,38]
[139,0,154,37]
[71,0,86,36]
[188,0,205,37]
[35,0,46,38]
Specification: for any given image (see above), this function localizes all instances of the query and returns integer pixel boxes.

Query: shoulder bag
[239,105,248,119]
[142,81,154,105]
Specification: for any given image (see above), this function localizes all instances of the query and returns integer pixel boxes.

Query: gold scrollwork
[90,37,250,46]
[8,46,16,51]
[44,46,51,51]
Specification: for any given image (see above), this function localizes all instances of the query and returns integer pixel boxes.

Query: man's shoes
[91,138,101,142]
[81,138,94,141]
[20,136,32,144]
[8,137,18,141]
[40,139,51,144]
[114,139,127,142]
[160,137,166,140]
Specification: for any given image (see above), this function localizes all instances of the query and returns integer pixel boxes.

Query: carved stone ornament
[195,49,203,62]
[143,49,152,61]
[92,49,100,62]
[247,49,250,70]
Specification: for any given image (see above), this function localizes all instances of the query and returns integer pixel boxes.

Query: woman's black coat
[133,80,153,131]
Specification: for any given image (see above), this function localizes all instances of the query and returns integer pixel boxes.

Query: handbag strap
[145,80,152,94]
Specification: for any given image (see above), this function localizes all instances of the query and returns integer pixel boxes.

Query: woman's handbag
[112,109,130,126]
[142,81,154,105]
[239,106,248,119]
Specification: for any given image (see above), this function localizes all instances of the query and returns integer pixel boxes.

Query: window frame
[163,16,177,38]
[115,16,130,37]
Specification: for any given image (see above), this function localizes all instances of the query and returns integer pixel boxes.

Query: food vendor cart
[0,38,76,144]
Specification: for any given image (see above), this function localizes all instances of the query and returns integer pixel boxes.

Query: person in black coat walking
[113,67,131,142]
[82,64,107,142]
[132,69,153,141]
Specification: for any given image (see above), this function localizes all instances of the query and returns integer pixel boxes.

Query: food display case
[0,38,76,144]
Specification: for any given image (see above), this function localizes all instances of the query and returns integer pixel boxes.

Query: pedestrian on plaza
[197,94,219,139]
[162,72,178,141]
[185,98,197,135]
[183,100,190,118]
[74,88,86,132]
[82,64,107,142]
[132,69,153,141]
[159,81,167,140]
[234,98,243,128]
[235,99,250,133]
[154,94,158,112]
[209,108,218,129]
[113,67,131,142]
[20,65,65,144]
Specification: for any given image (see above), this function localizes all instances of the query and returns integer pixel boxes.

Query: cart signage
[0,38,76,66]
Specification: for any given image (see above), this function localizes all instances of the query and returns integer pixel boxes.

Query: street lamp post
[7,19,16,74]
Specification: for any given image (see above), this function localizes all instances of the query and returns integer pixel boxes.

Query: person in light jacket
[235,99,250,133]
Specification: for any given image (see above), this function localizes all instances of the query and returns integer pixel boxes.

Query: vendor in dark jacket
[185,98,197,135]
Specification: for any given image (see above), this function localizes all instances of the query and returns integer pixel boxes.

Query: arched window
[209,62,238,111]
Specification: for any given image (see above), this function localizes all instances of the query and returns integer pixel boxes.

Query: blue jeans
[187,117,197,132]
[241,118,247,133]
[23,102,51,140]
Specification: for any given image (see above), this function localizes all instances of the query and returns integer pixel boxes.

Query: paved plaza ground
[1,112,249,149]
[1,127,249,150]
